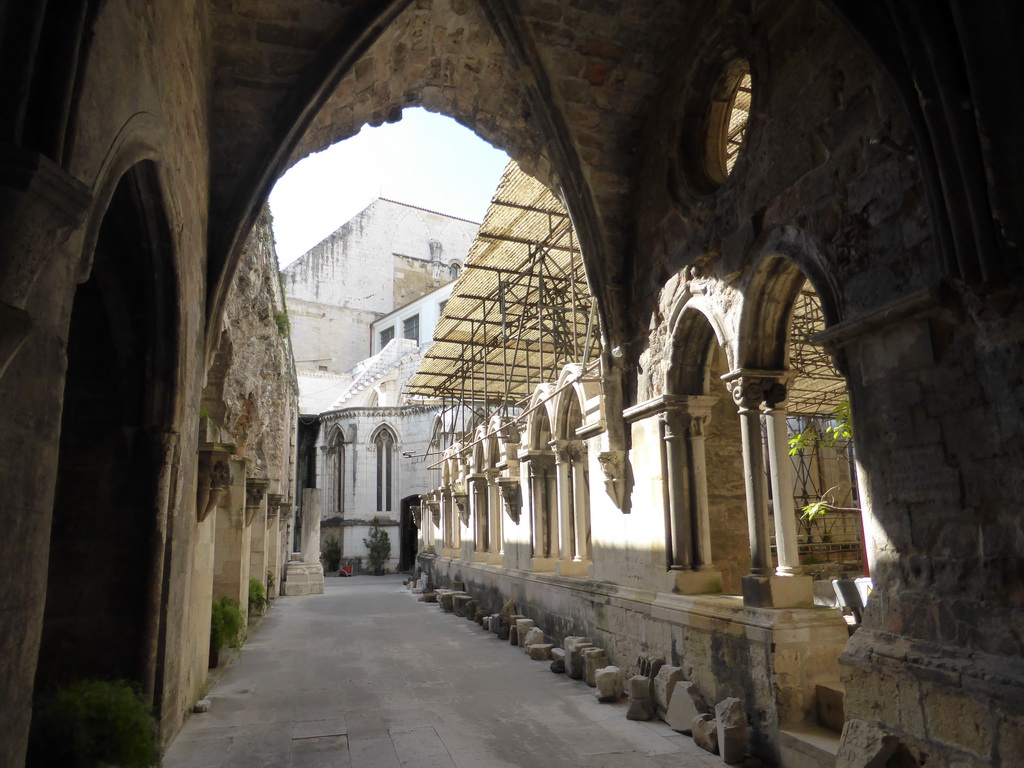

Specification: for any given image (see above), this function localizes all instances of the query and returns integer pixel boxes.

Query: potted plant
[248,577,267,617]
[321,532,342,573]
[27,679,160,768]
[363,516,391,575]
[209,597,245,668]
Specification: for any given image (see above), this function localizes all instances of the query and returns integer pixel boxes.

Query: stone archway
[35,162,179,703]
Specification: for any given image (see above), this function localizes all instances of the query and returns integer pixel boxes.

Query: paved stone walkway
[164,575,724,768]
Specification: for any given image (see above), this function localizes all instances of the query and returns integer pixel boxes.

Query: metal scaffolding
[406,162,600,439]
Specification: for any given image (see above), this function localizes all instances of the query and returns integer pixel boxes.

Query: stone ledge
[840,628,1024,709]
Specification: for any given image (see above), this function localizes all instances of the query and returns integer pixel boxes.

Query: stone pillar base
[742,574,813,608]
[487,552,504,566]
[473,552,488,563]
[664,568,723,595]
[530,556,557,572]
[283,561,325,596]
[555,558,591,578]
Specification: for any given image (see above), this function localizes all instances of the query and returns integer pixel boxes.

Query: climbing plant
[787,400,859,520]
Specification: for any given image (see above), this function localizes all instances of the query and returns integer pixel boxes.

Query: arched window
[330,429,345,518]
[449,262,461,280]
[375,429,395,512]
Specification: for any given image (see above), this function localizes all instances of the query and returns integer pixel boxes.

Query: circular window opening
[705,61,752,184]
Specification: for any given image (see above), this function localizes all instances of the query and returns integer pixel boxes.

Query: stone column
[660,396,721,595]
[213,457,251,607]
[284,488,324,595]
[301,488,321,565]
[486,469,504,563]
[468,474,488,562]
[551,440,574,562]
[688,413,715,571]
[246,478,269,585]
[763,383,801,574]
[726,374,773,576]
[266,494,283,596]
[662,409,693,571]
[525,452,556,571]
[724,371,812,608]
[570,444,590,563]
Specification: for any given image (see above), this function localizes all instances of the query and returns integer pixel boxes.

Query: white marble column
[551,440,574,562]
[570,445,590,562]
[764,383,801,574]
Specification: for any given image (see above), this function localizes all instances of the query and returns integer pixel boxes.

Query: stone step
[778,723,840,768]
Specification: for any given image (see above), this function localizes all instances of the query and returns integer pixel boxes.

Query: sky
[269,107,510,267]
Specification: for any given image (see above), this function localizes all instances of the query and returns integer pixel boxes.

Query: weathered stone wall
[422,555,848,761]
[282,199,475,374]
[205,209,297,487]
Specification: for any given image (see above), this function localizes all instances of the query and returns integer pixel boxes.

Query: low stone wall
[420,553,848,762]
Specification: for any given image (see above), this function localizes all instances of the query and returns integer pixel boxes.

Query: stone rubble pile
[411,579,757,765]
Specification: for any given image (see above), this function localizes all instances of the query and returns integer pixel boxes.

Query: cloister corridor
[164,576,725,768]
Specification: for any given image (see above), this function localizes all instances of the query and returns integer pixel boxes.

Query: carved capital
[722,369,793,411]
[267,492,283,518]
[496,477,522,524]
[196,442,235,523]
[688,413,712,438]
[726,375,769,410]
[244,477,270,527]
[452,492,470,526]
[597,450,627,510]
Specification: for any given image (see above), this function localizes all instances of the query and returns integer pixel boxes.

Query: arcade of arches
[1,1,1022,767]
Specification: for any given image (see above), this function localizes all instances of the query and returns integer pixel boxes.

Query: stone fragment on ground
[528,643,553,660]
[626,675,654,721]
[835,719,899,768]
[654,664,685,719]
[564,637,593,679]
[193,699,211,713]
[515,618,535,647]
[666,681,699,734]
[595,666,624,701]
[550,647,566,673]
[637,655,666,701]
[523,627,544,649]
[692,713,719,754]
[583,647,609,686]
[715,697,748,764]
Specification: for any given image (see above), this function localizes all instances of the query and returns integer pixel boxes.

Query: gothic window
[449,263,460,280]
[375,429,395,512]
[403,315,419,344]
[330,430,345,517]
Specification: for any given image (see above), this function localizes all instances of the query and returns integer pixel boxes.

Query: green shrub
[211,597,245,652]
[321,532,342,572]
[274,311,290,336]
[27,679,159,768]
[248,577,267,616]
[363,516,391,575]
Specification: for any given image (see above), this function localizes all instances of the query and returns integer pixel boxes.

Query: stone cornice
[622,394,719,423]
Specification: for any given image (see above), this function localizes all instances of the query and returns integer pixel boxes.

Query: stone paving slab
[163,575,725,768]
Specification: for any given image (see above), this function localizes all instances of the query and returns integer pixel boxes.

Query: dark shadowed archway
[34,162,178,701]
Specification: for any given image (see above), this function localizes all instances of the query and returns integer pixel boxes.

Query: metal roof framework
[406,162,601,421]
[787,282,847,414]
